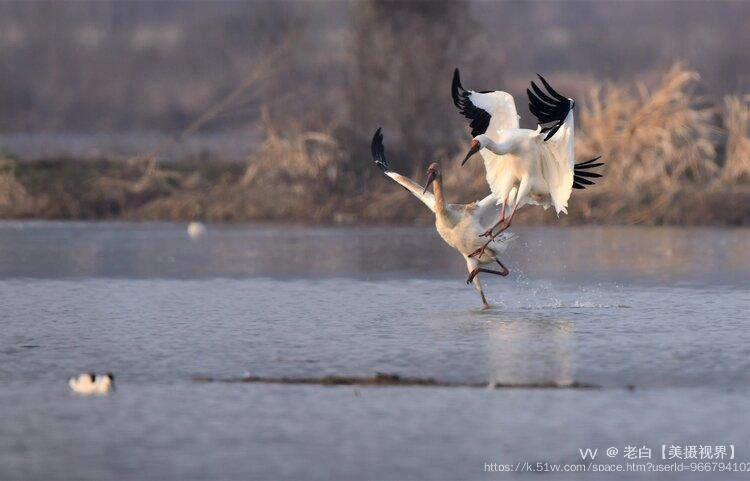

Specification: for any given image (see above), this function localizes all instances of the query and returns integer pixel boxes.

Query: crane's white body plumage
[454,71,582,217]
[475,111,575,215]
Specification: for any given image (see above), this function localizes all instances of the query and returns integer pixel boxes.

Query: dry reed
[576,63,720,223]
[0,154,34,216]
[3,63,750,224]
[721,95,750,183]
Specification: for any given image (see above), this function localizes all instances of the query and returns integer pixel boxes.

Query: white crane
[452,69,603,258]
[371,128,515,309]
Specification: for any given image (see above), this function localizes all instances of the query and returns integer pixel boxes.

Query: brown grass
[722,95,750,183]
[579,64,717,187]
[574,63,727,224]
[239,110,350,217]
[0,152,36,217]
[2,63,750,225]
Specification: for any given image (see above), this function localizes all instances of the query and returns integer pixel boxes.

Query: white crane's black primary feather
[371,128,390,172]
[573,156,604,189]
[369,128,434,202]
[452,68,491,137]
[527,74,574,141]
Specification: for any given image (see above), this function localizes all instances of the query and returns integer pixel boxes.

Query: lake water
[1,222,749,480]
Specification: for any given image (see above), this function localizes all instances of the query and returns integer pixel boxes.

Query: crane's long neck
[484,138,505,156]
[478,134,514,157]
[433,176,447,220]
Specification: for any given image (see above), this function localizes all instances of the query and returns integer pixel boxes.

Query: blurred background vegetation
[0,0,749,224]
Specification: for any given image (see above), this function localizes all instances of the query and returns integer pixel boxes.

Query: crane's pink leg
[481,194,509,238]
[469,203,520,259]
[472,179,530,259]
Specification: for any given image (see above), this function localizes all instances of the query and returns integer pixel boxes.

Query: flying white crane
[371,128,515,309]
[452,69,603,258]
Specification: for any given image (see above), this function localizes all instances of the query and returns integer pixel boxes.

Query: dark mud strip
[193,373,600,389]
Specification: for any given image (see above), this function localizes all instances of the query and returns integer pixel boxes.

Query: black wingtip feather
[575,156,602,167]
[573,156,604,189]
[370,128,389,172]
[544,123,562,141]
[451,68,463,109]
[530,81,558,106]
[451,69,491,137]
[575,171,602,179]
[537,74,567,102]
[527,75,573,142]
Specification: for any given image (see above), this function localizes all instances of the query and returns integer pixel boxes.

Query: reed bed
[1,63,749,225]
[0,154,34,217]
[569,63,748,225]
[722,95,750,184]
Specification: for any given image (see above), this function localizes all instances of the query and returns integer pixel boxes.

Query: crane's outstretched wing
[528,76,604,210]
[528,75,577,214]
[371,128,436,212]
[452,68,519,140]
[527,74,574,142]
[452,69,521,201]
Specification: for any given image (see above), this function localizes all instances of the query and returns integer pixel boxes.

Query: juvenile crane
[452,69,603,258]
[371,128,515,309]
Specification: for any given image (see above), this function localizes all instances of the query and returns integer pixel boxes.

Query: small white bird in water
[187,221,206,239]
[371,129,515,309]
[68,373,114,396]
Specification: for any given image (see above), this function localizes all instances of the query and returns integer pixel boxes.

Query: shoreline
[2,156,750,225]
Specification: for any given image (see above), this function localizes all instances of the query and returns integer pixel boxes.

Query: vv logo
[579,448,598,460]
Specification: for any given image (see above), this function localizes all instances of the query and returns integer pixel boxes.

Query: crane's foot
[496,259,510,276]
[478,223,510,246]
[480,227,495,238]
[466,268,480,284]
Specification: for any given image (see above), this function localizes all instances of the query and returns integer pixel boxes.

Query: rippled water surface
[1,222,749,480]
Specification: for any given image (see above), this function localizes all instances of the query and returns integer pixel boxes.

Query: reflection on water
[486,317,575,385]
[0,221,749,285]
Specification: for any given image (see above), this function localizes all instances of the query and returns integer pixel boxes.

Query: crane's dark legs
[469,207,518,259]
[466,262,510,284]
[495,258,510,276]
[472,191,521,259]
[481,194,509,238]
[467,258,509,310]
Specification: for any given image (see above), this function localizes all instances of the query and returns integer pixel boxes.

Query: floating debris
[193,372,599,389]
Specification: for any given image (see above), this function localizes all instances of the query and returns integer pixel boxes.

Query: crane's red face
[422,163,440,194]
[461,139,481,166]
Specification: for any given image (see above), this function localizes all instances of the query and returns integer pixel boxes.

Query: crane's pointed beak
[422,171,436,194]
[461,139,480,166]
